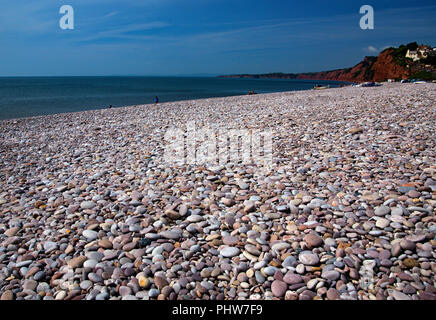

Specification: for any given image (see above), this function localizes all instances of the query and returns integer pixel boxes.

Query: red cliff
[219,46,422,83]
[370,49,409,81]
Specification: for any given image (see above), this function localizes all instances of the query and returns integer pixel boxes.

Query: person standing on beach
[154,96,159,104]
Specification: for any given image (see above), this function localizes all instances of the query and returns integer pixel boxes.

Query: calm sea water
[0,77,348,120]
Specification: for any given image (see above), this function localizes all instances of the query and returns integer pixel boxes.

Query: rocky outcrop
[219,48,412,83]
[370,49,410,81]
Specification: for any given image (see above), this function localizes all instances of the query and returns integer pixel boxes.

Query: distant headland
[218,42,436,83]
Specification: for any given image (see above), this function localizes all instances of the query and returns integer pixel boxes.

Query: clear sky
[0,0,435,76]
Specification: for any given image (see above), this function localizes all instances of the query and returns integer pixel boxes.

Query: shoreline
[0,83,435,301]
[0,78,350,122]
[0,82,405,124]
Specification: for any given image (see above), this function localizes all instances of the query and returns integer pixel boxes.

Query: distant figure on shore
[109,105,112,109]
[248,90,257,95]
[154,96,159,104]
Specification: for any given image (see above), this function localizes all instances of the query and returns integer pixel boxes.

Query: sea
[0,76,349,120]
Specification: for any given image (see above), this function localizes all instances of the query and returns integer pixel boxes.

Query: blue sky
[0,0,435,76]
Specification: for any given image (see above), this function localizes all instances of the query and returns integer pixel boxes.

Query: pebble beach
[0,83,435,300]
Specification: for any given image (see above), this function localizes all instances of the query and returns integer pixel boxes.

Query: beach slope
[0,83,435,300]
